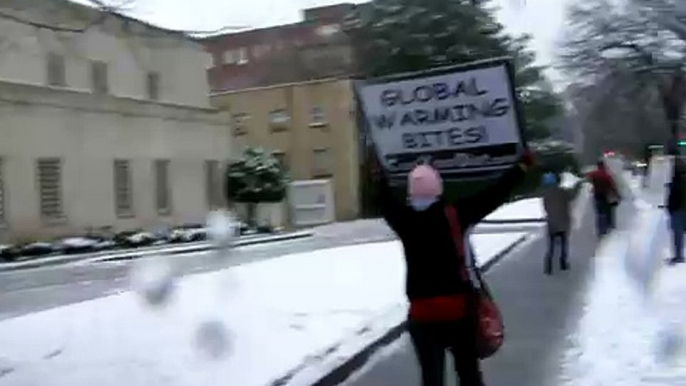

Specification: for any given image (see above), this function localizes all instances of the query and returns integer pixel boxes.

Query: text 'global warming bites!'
[369,77,511,150]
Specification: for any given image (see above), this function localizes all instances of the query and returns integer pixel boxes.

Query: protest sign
[356,58,526,181]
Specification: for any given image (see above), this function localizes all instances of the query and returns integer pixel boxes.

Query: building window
[90,60,109,94]
[312,148,332,178]
[205,160,221,209]
[316,24,341,37]
[272,151,287,170]
[46,52,66,87]
[222,48,249,65]
[310,106,327,126]
[233,113,250,136]
[237,47,249,65]
[146,72,160,100]
[36,158,63,221]
[0,158,5,224]
[269,109,290,132]
[222,50,235,64]
[154,159,171,215]
[113,160,133,218]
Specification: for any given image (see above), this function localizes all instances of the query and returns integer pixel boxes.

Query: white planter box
[288,179,335,226]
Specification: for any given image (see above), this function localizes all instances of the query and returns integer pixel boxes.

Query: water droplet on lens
[196,320,232,359]
[206,210,238,251]
[130,258,176,308]
[655,326,683,363]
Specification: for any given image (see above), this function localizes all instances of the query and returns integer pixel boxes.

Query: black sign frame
[354,56,528,184]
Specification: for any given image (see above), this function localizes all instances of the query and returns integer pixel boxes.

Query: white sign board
[357,59,524,180]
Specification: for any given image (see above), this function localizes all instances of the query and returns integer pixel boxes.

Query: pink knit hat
[408,164,443,199]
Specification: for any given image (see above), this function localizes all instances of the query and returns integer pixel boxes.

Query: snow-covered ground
[557,164,686,386]
[0,233,527,386]
[558,211,686,385]
[485,198,544,222]
[484,172,583,222]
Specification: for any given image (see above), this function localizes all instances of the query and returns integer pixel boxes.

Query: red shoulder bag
[445,205,505,359]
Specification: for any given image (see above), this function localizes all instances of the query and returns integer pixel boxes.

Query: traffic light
[679,139,686,147]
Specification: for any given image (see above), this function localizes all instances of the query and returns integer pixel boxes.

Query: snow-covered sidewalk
[0,233,527,386]
[557,205,686,384]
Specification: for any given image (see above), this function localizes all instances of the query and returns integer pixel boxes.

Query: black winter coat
[668,171,686,212]
[377,166,526,301]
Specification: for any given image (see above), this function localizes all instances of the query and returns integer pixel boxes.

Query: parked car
[0,245,19,262]
[19,242,55,257]
[54,237,100,255]
[169,224,207,243]
[255,225,274,234]
[114,230,157,248]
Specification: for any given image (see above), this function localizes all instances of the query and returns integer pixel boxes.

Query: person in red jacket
[372,153,533,386]
[587,160,621,237]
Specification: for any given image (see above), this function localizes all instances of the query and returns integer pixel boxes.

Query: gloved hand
[369,153,382,180]
[519,150,536,171]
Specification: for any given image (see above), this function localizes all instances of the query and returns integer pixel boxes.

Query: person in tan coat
[542,172,574,275]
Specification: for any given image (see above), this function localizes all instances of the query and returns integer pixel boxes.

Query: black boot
[668,257,685,265]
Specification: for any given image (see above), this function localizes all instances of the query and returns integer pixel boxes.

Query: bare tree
[559,0,686,155]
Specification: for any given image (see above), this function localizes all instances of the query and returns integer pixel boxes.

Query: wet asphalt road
[0,220,541,321]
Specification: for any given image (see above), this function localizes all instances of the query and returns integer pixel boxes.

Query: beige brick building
[0,0,231,242]
[210,78,360,222]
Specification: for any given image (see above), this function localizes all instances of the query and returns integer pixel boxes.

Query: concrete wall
[0,0,211,108]
[0,82,231,242]
[0,1,230,242]
[211,78,360,222]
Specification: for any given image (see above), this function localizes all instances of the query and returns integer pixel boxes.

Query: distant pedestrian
[666,158,686,265]
[542,172,574,274]
[372,153,534,386]
[587,160,621,237]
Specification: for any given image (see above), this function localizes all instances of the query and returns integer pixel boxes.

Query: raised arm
[371,157,410,236]
[456,153,534,227]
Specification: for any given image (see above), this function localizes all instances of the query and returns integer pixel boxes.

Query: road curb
[305,233,530,386]
[0,231,314,272]
[481,219,544,224]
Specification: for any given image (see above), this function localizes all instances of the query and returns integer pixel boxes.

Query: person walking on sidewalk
[372,153,533,386]
[666,158,686,265]
[541,172,574,274]
[587,160,621,237]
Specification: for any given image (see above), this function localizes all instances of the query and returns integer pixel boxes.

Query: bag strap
[444,205,471,283]
[445,205,490,292]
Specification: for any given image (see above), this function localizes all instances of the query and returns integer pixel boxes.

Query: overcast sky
[104,0,572,84]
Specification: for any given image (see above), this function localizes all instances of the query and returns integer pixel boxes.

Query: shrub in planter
[225,148,288,228]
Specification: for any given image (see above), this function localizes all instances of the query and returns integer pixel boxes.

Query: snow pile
[485,198,544,222]
[558,205,686,385]
[560,172,582,189]
[0,234,527,386]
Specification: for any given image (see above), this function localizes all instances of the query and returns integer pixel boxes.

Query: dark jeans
[594,198,615,236]
[670,210,686,259]
[408,318,484,386]
[545,231,569,273]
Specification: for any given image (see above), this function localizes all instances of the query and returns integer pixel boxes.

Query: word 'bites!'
[401,126,488,150]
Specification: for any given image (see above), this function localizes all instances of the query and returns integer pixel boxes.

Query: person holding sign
[372,151,534,386]
[541,172,574,275]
